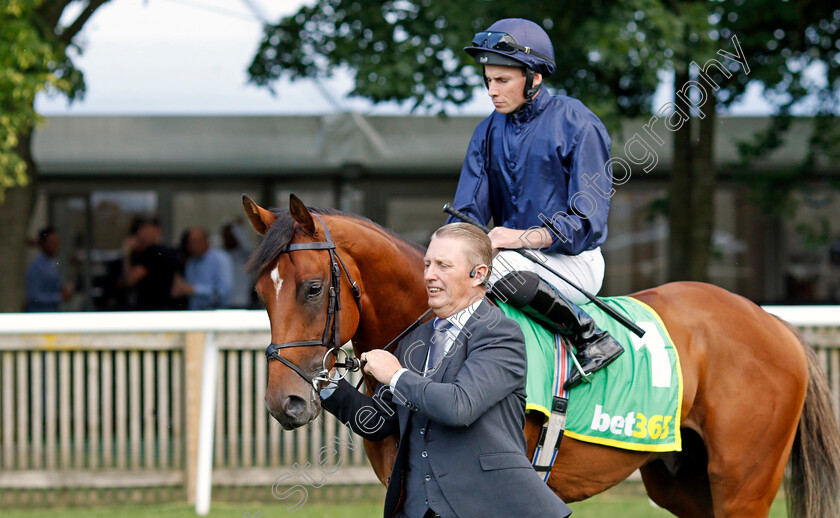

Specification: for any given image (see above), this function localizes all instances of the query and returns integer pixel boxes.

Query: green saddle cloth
[497,296,683,452]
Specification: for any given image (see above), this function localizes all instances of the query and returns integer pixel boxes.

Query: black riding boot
[492,271,624,389]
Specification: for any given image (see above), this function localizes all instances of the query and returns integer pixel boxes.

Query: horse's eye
[308,283,323,297]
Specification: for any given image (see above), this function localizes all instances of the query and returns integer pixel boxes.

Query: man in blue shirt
[222,221,254,309]
[25,227,71,312]
[448,18,623,388]
[172,227,233,310]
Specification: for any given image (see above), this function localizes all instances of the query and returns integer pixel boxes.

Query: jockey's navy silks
[448,89,613,256]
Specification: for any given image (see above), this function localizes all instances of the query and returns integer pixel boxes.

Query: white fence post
[195,331,218,516]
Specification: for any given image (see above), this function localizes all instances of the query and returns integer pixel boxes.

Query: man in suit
[320,223,572,518]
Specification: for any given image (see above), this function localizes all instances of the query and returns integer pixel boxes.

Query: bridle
[265,214,362,392]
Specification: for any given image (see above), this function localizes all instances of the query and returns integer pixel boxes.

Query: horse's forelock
[246,209,295,277]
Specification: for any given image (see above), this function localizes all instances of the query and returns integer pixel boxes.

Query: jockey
[448,17,623,388]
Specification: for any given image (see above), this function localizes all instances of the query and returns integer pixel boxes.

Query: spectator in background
[25,227,73,312]
[171,228,193,310]
[96,255,130,311]
[123,216,180,310]
[172,227,233,310]
[222,220,254,309]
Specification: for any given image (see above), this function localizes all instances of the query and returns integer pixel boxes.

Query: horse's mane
[247,207,425,276]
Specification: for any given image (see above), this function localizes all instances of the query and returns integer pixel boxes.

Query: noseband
[265,214,362,392]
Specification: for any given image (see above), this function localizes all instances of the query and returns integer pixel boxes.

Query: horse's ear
[289,194,315,235]
[242,194,275,235]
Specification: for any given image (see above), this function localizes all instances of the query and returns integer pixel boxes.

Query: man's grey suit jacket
[322,298,572,518]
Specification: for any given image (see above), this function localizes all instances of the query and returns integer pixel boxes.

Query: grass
[567,488,788,517]
[0,498,790,518]
[1,501,381,518]
[0,482,790,517]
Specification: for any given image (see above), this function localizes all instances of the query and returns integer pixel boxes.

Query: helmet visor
[471,31,555,65]
[471,31,521,54]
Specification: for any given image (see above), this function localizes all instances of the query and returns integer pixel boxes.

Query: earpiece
[469,267,478,278]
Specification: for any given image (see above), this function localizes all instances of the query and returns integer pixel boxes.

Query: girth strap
[531,334,572,483]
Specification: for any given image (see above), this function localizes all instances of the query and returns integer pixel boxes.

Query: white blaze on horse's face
[270,265,284,299]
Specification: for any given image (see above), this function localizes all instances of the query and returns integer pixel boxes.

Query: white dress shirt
[320,297,486,399]
[389,297,484,388]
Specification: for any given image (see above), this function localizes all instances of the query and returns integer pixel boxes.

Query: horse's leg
[524,413,651,502]
[700,400,798,518]
[690,327,803,516]
[640,429,714,518]
[639,283,808,517]
[698,422,793,517]
[363,436,399,485]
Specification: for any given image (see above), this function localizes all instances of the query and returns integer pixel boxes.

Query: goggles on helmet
[471,31,555,65]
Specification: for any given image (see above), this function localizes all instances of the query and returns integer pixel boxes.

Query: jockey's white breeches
[488,247,605,305]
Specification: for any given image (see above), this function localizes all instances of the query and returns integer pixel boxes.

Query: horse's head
[243,194,362,429]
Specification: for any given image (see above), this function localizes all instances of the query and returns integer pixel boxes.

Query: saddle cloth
[497,296,683,452]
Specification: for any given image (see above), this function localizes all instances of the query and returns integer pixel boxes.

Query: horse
[243,194,840,518]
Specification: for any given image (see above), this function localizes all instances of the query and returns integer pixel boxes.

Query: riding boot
[491,271,624,389]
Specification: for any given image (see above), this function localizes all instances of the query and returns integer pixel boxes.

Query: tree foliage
[720,1,840,219]
[249,0,682,126]
[249,0,838,142]
[0,0,108,198]
[716,0,839,112]
[249,1,839,163]
[1,0,67,195]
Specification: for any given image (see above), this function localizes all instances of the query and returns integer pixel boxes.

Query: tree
[248,2,677,124]
[248,0,839,285]
[0,0,110,312]
[663,0,840,281]
[718,1,840,228]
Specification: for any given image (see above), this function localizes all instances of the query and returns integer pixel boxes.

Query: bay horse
[243,194,840,518]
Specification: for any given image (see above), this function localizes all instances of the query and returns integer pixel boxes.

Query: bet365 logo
[590,404,673,440]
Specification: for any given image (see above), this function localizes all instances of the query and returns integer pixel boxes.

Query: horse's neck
[333,220,428,354]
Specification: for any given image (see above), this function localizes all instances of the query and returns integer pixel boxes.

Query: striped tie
[427,318,452,375]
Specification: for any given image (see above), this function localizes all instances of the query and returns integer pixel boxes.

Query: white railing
[765,306,840,429]
[0,307,838,514]
[0,310,372,515]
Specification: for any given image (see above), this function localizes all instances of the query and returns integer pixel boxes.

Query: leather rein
[264,214,362,391]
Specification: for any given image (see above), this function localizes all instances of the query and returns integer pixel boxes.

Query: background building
[30,113,840,310]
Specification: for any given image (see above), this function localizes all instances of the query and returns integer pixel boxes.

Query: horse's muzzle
[265,391,320,430]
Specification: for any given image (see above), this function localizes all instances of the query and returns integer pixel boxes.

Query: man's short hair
[38,226,56,244]
[129,215,160,236]
[431,223,493,276]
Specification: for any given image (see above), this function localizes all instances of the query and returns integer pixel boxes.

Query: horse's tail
[782,321,840,518]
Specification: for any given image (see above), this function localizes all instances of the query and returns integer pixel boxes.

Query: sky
[34,0,493,116]
[34,0,774,117]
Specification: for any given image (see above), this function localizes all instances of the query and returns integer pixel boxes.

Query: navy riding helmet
[464,18,556,101]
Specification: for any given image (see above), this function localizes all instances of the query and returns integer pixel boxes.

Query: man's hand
[361,350,403,385]
[171,274,194,298]
[122,235,140,256]
[488,227,553,254]
[124,264,148,287]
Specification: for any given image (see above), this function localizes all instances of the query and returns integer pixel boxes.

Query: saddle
[495,296,684,482]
